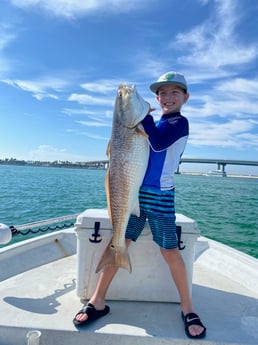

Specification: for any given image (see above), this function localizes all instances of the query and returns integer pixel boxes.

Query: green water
[0,165,257,258]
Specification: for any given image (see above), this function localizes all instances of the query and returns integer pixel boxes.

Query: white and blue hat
[150,71,188,94]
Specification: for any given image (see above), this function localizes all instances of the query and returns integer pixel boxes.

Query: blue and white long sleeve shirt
[141,112,189,191]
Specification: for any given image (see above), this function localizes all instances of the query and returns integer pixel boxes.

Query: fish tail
[95,242,132,273]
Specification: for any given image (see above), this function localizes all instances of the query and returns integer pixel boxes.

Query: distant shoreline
[1,161,258,179]
[179,171,258,178]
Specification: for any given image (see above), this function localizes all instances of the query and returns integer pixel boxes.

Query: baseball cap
[150,71,187,94]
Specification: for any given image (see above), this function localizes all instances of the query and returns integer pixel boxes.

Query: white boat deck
[0,228,258,345]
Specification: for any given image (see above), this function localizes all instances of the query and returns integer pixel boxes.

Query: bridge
[80,158,258,174]
[178,158,258,174]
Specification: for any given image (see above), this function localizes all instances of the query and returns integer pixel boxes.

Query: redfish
[96,84,150,273]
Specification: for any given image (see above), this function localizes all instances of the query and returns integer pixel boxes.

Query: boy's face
[156,84,189,114]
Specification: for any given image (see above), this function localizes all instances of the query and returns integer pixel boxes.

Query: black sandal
[181,311,206,339]
[73,303,110,326]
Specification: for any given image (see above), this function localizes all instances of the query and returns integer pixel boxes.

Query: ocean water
[0,165,257,258]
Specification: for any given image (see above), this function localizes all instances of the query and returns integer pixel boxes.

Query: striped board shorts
[125,186,178,249]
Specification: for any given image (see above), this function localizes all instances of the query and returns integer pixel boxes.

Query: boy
[73,71,206,339]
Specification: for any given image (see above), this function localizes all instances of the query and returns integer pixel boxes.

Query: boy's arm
[141,114,189,151]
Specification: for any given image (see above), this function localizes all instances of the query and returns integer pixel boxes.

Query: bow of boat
[0,214,257,345]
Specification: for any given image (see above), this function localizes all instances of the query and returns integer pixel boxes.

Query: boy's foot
[73,303,110,326]
[181,311,206,338]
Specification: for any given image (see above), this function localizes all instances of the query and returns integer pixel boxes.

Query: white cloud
[189,119,258,150]
[66,128,109,141]
[1,77,70,100]
[186,95,258,119]
[33,93,58,101]
[9,0,149,18]
[68,93,114,106]
[172,0,257,70]
[105,110,113,118]
[131,53,168,80]
[0,23,17,75]
[30,144,66,160]
[0,57,11,75]
[62,108,99,116]
[80,80,119,94]
[79,132,109,141]
[29,144,89,162]
[216,78,258,97]
[76,120,111,127]
[0,26,16,50]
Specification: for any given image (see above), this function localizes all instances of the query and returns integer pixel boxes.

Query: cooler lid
[176,213,200,235]
[75,209,111,230]
[75,209,200,235]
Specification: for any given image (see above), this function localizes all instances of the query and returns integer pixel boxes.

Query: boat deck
[0,229,258,345]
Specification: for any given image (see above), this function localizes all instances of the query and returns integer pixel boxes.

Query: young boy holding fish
[73,71,206,339]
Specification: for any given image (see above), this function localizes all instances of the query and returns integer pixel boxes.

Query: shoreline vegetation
[1,158,258,178]
[0,158,100,168]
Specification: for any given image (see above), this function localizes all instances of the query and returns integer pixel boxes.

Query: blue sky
[0,0,258,174]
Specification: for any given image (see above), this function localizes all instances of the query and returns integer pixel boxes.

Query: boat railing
[0,214,79,258]
[11,213,80,232]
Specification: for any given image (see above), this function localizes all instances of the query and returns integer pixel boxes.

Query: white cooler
[74,208,200,303]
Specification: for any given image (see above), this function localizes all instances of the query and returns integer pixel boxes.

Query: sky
[0,0,258,174]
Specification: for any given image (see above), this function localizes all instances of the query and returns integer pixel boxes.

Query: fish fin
[106,140,111,158]
[95,241,132,273]
[105,141,112,224]
[136,126,148,138]
[105,169,113,226]
[131,201,141,217]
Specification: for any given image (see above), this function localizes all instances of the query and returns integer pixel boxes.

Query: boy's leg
[160,247,192,312]
[74,266,118,322]
[160,247,205,337]
[74,239,132,323]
